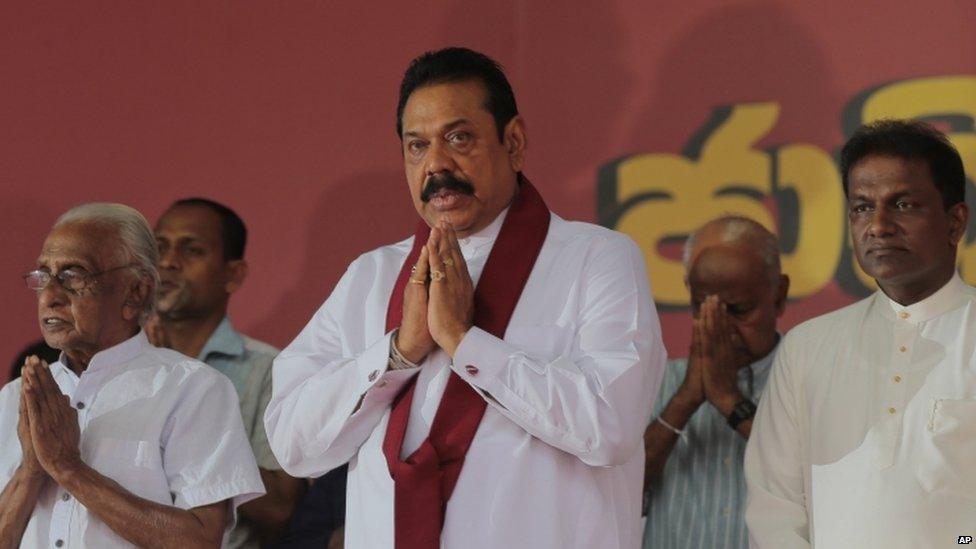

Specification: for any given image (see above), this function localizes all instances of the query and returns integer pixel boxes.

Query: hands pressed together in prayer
[18,356,82,485]
[396,219,475,363]
[677,295,745,416]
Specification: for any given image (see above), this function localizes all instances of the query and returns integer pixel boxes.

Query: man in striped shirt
[642,216,789,549]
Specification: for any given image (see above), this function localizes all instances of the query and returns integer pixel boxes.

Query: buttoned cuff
[354,331,419,408]
[451,327,516,392]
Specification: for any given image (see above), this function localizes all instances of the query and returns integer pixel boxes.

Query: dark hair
[840,119,966,209]
[396,47,518,142]
[169,198,247,260]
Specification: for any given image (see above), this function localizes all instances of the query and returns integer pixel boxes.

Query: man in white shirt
[0,203,265,548]
[745,119,974,548]
[265,47,666,548]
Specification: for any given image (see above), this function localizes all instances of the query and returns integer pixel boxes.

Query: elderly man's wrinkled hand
[17,357,48,480]
[699,296,743,413]
[23,359,82,483]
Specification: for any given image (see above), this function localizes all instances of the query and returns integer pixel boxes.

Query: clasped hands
[17,356,83,484]
[396,219,475,362]
[676,295,745,415]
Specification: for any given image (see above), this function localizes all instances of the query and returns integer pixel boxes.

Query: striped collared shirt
[642,347,775,549]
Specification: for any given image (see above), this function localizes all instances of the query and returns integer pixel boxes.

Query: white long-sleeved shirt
[745,273,976,548]
[0,331,265,548]
[265,211,666,548]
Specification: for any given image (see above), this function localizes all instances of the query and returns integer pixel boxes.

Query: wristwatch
[726,399,757,430]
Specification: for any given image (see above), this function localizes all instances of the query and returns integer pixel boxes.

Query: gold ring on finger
[408,277,426,285]
[431,269,445,281]
[443,258,454,267]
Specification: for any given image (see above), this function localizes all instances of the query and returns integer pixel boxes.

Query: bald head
[683,215,788,365]
[683,216,780,283]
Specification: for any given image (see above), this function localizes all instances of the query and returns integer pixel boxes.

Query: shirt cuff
[353,330,419,407]
[451,327,517,392]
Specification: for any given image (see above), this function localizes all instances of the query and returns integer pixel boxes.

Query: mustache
[420,173,475,203]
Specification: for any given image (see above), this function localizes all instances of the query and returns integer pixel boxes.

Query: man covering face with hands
[265,47,666,549]
[0,203,263,548]
[642,216,788,549]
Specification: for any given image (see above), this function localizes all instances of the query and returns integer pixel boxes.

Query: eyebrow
[402,118,471,139]
[35,259,88,272]
[850,190,914,203]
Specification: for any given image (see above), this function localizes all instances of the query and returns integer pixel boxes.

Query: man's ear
[503,115,527,172]
[225,260,248,294]
[948,202,969,247]
[123,274,153,323]
[774,274,791,317]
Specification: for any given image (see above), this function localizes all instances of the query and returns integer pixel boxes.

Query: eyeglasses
[23,265,133,293]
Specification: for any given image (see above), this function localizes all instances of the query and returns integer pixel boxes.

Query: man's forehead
[401,81,491,132]
[38,223,112,267]
[849,155,931,187]
[155,206,221,240]
[689,245,769,288]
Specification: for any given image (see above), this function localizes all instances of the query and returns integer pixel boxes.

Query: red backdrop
[3,1,975,380]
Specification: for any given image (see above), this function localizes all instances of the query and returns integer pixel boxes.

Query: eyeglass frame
[23,264,136,294]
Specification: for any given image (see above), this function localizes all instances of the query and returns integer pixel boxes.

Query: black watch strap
[727,399,757,430]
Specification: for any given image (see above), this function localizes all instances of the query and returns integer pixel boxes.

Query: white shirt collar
[458,207,509,251]
[881,272,968,324]
[55,329,149,378]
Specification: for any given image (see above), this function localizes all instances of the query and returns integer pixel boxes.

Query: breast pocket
[86,438,169,502]
[916,398,976,499]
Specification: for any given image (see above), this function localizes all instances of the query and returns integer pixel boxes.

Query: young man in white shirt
[745,119,973,548]
[265,47,666,548]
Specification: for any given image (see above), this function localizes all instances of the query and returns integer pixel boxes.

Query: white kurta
[744,273,976,548]
[0,331,265,548]
[265,212,666,548]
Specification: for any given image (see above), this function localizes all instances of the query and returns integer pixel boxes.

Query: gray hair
[682,215,781,279]
[54,203,159,323]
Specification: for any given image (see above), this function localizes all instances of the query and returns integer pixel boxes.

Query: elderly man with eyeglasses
[0,203,264,549]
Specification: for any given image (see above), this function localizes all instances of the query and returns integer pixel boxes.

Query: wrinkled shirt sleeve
[264,256,418,478]
[451,234,666,466]
[744,335,811,548]
[162,369,265,510]
[0,380,23,491]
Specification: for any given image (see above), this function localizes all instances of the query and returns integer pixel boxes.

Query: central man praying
[264,47,666,549]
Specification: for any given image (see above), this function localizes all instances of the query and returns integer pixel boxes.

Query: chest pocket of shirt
[87,438,167,502]
[916,398,976,500]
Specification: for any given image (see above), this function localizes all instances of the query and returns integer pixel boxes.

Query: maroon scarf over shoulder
[382,178,550,548]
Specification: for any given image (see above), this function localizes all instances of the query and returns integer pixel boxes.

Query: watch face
[728,399,757,429]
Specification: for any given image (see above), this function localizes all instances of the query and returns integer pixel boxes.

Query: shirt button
[368,370,378,382]
[723,457,732,466]
[898,346,907,353]
[898,311,909,319]
[888,407,897,414]
[723,506,732,516]
[61,492,70,501]
[76,402,85,410]
[55,541,64,548]
[465,365,479,376]
[893,375,902,383]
